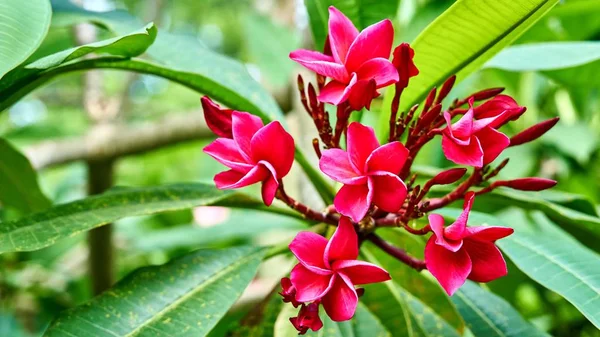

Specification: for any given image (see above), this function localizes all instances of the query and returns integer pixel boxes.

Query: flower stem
[276,181,338,225]
[368,234,426,271]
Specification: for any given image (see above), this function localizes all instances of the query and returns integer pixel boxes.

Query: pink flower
[289,6,398,109]
[289,217,390,321]
[319,122,408,222]
[425,193,514,296]
[442,99,510,167]
[203,108,294,206]
[290,303,323,335]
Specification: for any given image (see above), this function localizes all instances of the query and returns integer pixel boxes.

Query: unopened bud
[436,75,456,104]
[510,117,559,147]
[502,178,557,191]
[201,96,233,138]
[392,43,419,89]
[471,87,504,101]
[417,103,442,129]
[423,87,437,112]
[430,168,467,185]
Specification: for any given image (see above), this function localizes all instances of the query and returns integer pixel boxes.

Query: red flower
[289,6,398,108]
[319,122,409,222]
[290,303,323,335]
[203,107,294,206]
[392,43,419,89]
[425,193,514,295]
[289,217,390,321]
[442,99,510,167]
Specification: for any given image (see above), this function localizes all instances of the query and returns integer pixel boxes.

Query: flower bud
[290,303,323,335]
[201,96,233,138]
[471,87,504,101]
[392,43,419,89]
[430,168,468,185]
[509,117,559,147]
[279,277,301,308]
[437,75,456,103]
[502,178,557,191]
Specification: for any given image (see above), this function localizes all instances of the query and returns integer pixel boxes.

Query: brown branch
[369,234,426,271]
[276,182,338,225]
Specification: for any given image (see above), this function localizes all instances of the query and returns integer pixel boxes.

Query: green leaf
[0,138,51,213]
[438,208,600,329]
[452,281,549,337]
[0,183,299,254]
[0,0,51,79]
[304,0,401,50]
[44,246,266,337]
[378,0,558,139]
[26,23,157,69]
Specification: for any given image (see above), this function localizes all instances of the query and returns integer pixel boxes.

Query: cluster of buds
[201,6,558,334]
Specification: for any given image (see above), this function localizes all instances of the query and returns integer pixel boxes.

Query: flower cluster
[201,6,558,335]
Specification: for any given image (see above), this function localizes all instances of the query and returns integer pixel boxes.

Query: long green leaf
[0,183,300,254]
[304,0,401,49]
[44,246,265,337]
[438,208,600,329]
[0,138,51,213]
[0,0,51,79]
[452,281,549,337]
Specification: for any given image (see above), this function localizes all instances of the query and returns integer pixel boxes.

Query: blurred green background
[0,0,599,336]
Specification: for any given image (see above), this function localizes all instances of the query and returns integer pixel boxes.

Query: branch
[25,113,212,169]
[368,234,426,271]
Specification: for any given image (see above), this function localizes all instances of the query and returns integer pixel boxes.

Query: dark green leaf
[452,281,549,337]
[0,138,51,213]
[0,183,300,254]
[44,246,266,337]
[0,0,51,79]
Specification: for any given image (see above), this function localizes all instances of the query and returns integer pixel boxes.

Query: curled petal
[347,78,378,111]
[324,217,359,266]
[289,49,349,82]
[319,149,364,185]
[334,183,372,223]
[201,96,233,138]
[332,260,390,285]
[203,138,252,172]
[365,141,409,174]
[261,172,278,206]
[346,122,380,173]
[213,165,268,190]
[444,192,475,241]
[289,232,329,270]
[321,273,358,321]
[465,226,514,242]
[429,214,463,252]
[464,239,508,283]
[251,121,295,177]
[328,6,359,63]
[441,134,484,167]
[425,237,472,296]
[446,107,474,140]
[291,264,335,303]
[232,111,264,161]
[368,172,407,213]
[355,57,399,87]
[476,127,510,165]
[346,19,394,72]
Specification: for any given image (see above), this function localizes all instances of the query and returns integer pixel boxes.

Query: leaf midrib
[454,290,506,337]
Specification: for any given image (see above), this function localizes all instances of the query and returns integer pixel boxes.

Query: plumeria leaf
[0,138,51,214]
[452,281,550,337]
[438,208,600,329]
[0,0,51,79]
[43,246,266,337]
[0,183,302,254]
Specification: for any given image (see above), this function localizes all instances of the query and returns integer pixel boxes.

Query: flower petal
[251,121,295,177]
[368,172,407,213]
[319,148,364,185]
[464,239,508,283]
[465,226,514,242]
[291,264,335,303]
[324,217,359,266]
[289,232,329,270]
[428,214,463,252]
[322,273,358,321]
[201,96,233,138]
[476,127,510,165]
[289,49,349,82]
[318,74,358,105]
[328,6,359,64]
[365,141,409,174]
[332,260,390,285]
[346,19,394,73]
[232,111,264,161]
[203,138,252,172]
[441,133,484,167]
[447,108,474,140]
[334,183,372,222]
[261,172,279,206]
[346,122,380,173]
[444,192,475,240]
[355,57,399,87]
[213,165,268,190]
[425,237,472,296]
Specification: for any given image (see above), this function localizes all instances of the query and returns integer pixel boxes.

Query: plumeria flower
[441,98,511,167]
[202,96,294,206]
[319,122,409,222]
[288,217,390,322]
[289,6,398,109]
[425,192,514,295]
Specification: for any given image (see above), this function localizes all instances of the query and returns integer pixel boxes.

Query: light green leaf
[44,246,265,337]
[26,23,156,69]
[438,208,600,329]
[452,281,549,337]
[0,0,51,79]
[379,0,558,140]
[304,0,401,50]
[0,138,51,213]
[0,183,300,254]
